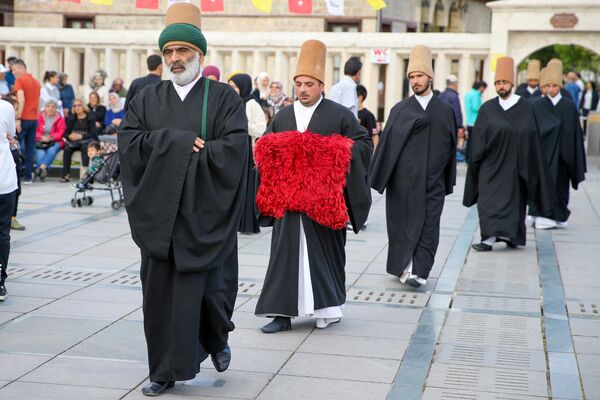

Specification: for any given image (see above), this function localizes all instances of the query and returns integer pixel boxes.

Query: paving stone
[228,326,312,352]
[444,311,542,332]
[257,375,390,400]
[174,370,272,399]
[201,347,292,374]
[63,285,142,304]
[573,336,600,355]
[426,363,549,397]
[0,315,110,338]
[582,374,600,400]
[570,318,600,337]
[0,382,127,400]
[1,282,80,299]
[341,303,423,324]
[0,354,51,381]
[422,387,548,400]
[32,299,139,320]
[299,334,409,360]
[576,353,600,376]
[312,317,417,341]
[452,294,541,314]
[0,330,83,356]
[0,311,22,325]
[438,325,543,350]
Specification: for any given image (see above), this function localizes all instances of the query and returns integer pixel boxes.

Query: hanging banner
[201,0,224,12]
[252,0,272,13]
[289,0,312,14]
[136,0,159,9]
[325,0,344,16]
[90,0,113,5]
[366,0,386,11]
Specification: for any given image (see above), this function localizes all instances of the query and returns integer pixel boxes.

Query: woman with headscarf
[58,73,75,117]
[266,80,287,116]
[251,71,270,108]
[229,73,266,234]
[84,70,109,106]
[109,78,128,98]
[202,65,221,82]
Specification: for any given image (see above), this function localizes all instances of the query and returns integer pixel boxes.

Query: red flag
[201,0,224,12]
[136,0,158,9]
[289,0,312,14]
[59,0,81,3]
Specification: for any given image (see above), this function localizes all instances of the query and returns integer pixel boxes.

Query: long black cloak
[515,84,541,99]
[254,99,372,317]
[370,95,456,279]
[529,95,586,222]
[464,96,552,245]
[118,78,248,382]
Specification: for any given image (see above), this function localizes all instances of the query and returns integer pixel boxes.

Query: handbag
[36,135,55,150]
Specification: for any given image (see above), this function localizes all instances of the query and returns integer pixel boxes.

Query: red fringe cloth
[254,130,354,230]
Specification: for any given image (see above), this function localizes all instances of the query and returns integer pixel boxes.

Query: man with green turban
[118,1,249,396]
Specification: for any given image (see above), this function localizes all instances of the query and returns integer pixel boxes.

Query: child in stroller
[70,139,124,209]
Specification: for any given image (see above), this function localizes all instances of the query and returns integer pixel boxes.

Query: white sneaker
[526,215,535,227]
[316,318,341,329]
[557,221,568,228]
[535,217,557,230]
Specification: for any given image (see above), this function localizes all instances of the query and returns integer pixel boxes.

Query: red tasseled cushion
[254,130,354,230]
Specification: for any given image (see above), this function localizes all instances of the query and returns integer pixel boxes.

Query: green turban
[158,23,207,56]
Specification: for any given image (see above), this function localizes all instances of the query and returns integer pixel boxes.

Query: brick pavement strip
[0,161,599,399]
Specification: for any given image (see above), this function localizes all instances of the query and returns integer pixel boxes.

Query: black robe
[254,99,372,317]
[370,95,456,279]
[238,136,260,234]
[464,96,552,245]
[529,95,586,222]
[515,84,541,99]
[118,78,248,382]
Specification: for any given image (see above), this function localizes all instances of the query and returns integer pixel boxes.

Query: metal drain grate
[7,266,40,279]
[346,288,428,307]
[102,273,141,287]
[422,387,547,400]
[238,281,262,296]
[435,344,547,371]
[426,364,549,397]
[438,325,543,350]
[18,268,107,284]
[567,301,599,317]
[452,295,540,314]
[444,312,542,333]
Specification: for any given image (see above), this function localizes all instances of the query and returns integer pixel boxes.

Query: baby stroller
[70,149,124,210]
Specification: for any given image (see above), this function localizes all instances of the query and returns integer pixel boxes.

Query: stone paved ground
[1,161,599,400]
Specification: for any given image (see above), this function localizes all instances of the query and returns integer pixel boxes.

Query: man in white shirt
[329,56,362,119]
[0,98,19,301]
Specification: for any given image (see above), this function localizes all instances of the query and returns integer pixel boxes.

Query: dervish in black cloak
[528,64,586,229]
[464,57,552,252]
[254,40,372,333]
[118,2,248,396]
[371,44,456,288]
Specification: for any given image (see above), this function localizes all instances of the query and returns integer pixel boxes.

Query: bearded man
[118,2,248,396]
[370,45,456,288]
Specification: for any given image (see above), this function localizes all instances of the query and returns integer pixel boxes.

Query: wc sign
[371,48,391,64]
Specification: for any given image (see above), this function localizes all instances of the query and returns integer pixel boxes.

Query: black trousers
[11,149,21,218]
[62,142,90,176]
[140,248,237,382]
[0,191,16,285]
[465,126,474,164]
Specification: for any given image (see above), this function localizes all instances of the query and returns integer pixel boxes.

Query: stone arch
[448,1,461,32]
[510,34,600,69]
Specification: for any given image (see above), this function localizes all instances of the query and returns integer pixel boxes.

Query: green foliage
[518,44,600,73]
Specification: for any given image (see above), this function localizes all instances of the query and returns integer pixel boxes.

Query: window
[65,16,94,29]
[326,20,361,32]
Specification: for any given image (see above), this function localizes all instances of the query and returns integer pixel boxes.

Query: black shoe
[471,243,493,252]
[211,345,231,372]
[0,284,6,301]
[141,381,174,396]
[406,278,421,288]
[261,317,292,334]
[496,237,517,248]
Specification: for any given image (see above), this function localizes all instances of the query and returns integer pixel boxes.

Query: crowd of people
[0,2,594,394]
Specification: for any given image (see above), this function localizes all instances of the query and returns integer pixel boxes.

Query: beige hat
[539,67,548,87]
[406,45,433,78]
[294,40,327,83]
[166,1,201,28]
[526,59,541,80]
[545,59,563,87]
[495,57,515,85]
[159,2,206,54]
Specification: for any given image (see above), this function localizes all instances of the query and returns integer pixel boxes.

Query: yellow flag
[366,0,386,11]
[252,0,272,13]
[90,0,113,5]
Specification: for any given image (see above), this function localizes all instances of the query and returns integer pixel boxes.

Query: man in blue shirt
[463,80,487,163]
[4,57,17,92]
[439,75,464,160]
[565,71,581,104]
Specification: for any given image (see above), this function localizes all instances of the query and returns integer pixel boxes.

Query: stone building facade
[4,0,492,33]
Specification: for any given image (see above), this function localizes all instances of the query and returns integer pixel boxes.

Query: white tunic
[294,96,343,319]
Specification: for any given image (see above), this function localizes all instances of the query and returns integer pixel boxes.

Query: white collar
[527,86,537,94]
[498,92,520,111]
[294,95,323,132]
[172,72,202,101]
[415,91,434,111]
[549,92,562,106]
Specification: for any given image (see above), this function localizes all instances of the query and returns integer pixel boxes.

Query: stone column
[125,48,140,88]
[63,47,80,97]
[84,47,99,86]
[458,53,474,126]
[231,50,241,72]
[44,46,60,72]
[363,50,378,117]
[104,48,118,84]
[384,51,404,121]
[274,50,283,83]
[433,52,449,93]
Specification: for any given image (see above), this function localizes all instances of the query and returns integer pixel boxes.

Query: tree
[518,44,600,76]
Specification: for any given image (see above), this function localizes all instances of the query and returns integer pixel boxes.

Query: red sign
[136,0,158,9]
[371,48,391,64]
[201,0,224,12]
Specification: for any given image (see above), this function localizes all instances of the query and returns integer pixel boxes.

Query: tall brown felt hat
[545,59,563,87]
[158,2,207,55]
[166,1,201,28]
[526,59,541,80]
[294,40,327,83]
[406,45,433,78]
[495,57,515,85]
[539,67,548,87]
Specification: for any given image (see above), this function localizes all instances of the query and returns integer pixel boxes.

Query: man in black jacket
[124,54,163,111]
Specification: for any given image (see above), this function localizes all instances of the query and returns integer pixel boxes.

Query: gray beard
[168,54,201,86]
